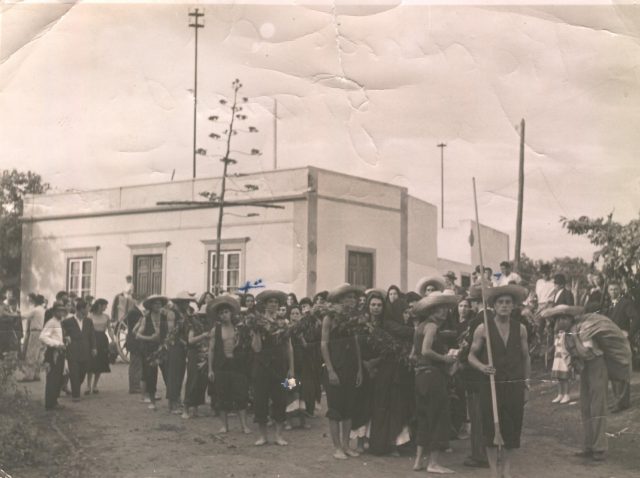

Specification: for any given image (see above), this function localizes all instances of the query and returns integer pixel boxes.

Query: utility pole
[514,119,525,270]
[437,143,447,228]
[189,8,204,179]
[273,98,278,170]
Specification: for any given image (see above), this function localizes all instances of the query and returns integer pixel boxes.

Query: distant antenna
[189,8,205,179]
[171,169,176,181]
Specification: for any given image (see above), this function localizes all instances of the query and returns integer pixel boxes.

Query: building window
[67,258,93,298]
[209,250,241,293]
[133,254,163,298]
[347,249,374,289]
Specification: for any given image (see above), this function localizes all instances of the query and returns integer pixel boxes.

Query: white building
[20,166,509,301]
[437,219,510,287]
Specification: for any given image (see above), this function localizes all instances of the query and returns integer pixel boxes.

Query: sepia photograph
[0,1,639,477]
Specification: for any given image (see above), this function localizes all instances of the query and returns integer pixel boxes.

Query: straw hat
[207,295,241,316]
[143,294,169,310]
[365,288,387,299]
[412,291,460,317]
[171,291,197,303]
[255,289,288,306]
[540,304,584,320]
[327,283,364,303]
[485,285,528,306]
[415,276,446,296]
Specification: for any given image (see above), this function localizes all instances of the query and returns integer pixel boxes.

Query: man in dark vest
[469,285,531,478]
[61,299,96,401]
[604,282,638,412]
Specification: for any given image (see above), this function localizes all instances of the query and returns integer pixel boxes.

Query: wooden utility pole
[514,119,525,270]
[437,143,447,228]
[273,98,278,170]
[189,8,204,179]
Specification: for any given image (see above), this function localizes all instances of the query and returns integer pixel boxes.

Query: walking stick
[472,178,505,448]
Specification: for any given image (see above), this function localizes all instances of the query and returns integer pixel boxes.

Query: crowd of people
[0,261,638,477]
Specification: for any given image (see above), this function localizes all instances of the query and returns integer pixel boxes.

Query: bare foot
[355,446,365,454]
[254,437,267,446]
[344,449,360,457]
[333,450,348,460]
[218,427,228,434]
[426,464,455,474]
[302,423,312,430]
[284,423,292,431]
[390,449,401,457]
[275,437,288,446]
[413,462,425,472]
[242,427,252,434]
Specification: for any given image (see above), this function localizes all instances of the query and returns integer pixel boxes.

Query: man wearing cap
[40,302,67,410]
[251,290,294,446]
[208,296,251,434]
[61,299,97,402]
[444,272,464,296]
[321,284,363,460]
[468,285,531,478]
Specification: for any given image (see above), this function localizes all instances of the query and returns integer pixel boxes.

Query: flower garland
[360,320,414,368]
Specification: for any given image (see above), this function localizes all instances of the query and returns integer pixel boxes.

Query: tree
[196,79,262,295]
[561,213,640,302]
[0,170,50,286]
[519,252,592,303]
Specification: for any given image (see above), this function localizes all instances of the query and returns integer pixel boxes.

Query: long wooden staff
[472,177,504,448]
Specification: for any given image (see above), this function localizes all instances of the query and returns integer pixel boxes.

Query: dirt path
[12,364,640,478]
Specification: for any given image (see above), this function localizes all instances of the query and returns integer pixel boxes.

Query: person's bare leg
[219,411,229,433]
[426,450,455,474]
[274,422,288,446]
[413,445,425,470]
[93,373,100,392]
[254,423,268,446]
[330,420,346,459]
[85,373,93,394]
[238,409,251,434]
[500,448,513,478]
[341,419,358,456]
[486,447,499,478]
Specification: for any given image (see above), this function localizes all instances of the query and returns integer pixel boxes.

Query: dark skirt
[414,367,450,452]
[323,365,357,422]
[351,367,374,430]
[89,331,111,374]
[369,360,414,455]
[183,351,209,407]
[166,343,187,404]
[479,379,525,449]
[297,344,323,409]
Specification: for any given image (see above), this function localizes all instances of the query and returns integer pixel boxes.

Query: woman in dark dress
[298,297,322,417]
[369,295,415,456]
[321,284,363,460]
[86,299,114,394]
[468,285,531,478]
[133,295,168,410]
[182,303,211,419]
[286,305,310,429]
[412,291,459,473]
[351,290,384,453]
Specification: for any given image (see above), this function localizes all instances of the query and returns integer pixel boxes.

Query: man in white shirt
[495,261,522,286]
[40,302,67,410]
[535,264,556,310]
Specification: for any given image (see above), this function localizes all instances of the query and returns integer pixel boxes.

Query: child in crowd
[551,315,573,404]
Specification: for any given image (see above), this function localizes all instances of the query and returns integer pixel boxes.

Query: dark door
[347,250,374,289]
[134,254,162,298]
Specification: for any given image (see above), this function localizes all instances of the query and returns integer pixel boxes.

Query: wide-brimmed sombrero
[255,289,288,306]
[416,276,446,296]
[171,291,197,303]
[540,304,585,320]
[412,291,460,317]
[327,283,364,303]
[485,285,528,306]
[143,294,169,310]
[207,295,241,316]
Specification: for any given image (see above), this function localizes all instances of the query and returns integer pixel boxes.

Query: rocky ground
[6,364,640,478]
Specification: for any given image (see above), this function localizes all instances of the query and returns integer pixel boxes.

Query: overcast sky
[1,1,639,262]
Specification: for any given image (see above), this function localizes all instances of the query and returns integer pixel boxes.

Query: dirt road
[12,364,640,478]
